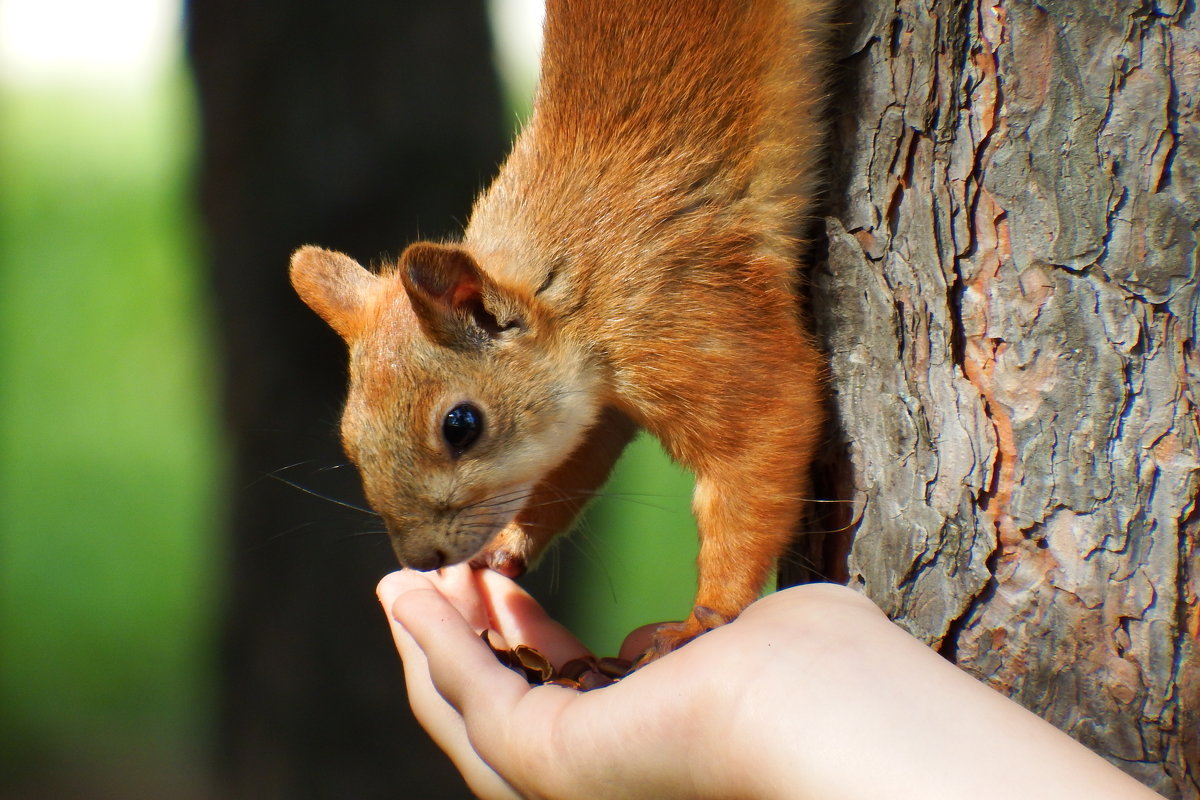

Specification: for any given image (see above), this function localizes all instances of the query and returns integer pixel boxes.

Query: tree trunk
[813,1,1198,796]
[187,2,509,797]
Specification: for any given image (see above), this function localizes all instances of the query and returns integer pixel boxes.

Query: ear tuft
[290,246,377,341]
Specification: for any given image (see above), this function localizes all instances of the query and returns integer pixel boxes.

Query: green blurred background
[0,0,695,795]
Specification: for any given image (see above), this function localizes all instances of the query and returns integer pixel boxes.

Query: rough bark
[814,1,1199,796]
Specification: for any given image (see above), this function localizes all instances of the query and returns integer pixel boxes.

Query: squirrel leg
[472,406,637,577]
[638,467,809,661]
[639,331,823,662]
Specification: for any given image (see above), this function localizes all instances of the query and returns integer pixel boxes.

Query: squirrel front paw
[470,524,532,577]
[470,546,527,578]
[635,605,735,667]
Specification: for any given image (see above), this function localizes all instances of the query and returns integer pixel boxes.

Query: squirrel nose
[386,525,449,571]
[402,549,447,572]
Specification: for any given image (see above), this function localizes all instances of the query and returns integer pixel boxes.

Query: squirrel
[291,0,833,658]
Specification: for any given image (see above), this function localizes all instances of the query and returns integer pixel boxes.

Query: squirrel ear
[290,246,377,341]
[400,242,484,311]
[400,242,521,343]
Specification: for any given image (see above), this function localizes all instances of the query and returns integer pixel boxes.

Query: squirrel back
[470,0,830,302]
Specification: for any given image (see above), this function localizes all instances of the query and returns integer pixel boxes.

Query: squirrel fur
[291,0,834,656]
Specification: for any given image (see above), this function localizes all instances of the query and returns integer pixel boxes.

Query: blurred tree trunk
[810,1,1198,796]
[187,3,509,797]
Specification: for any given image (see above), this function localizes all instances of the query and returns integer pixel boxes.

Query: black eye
[442,403,483,455]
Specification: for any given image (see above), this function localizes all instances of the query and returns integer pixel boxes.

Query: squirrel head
[290,242,602,570]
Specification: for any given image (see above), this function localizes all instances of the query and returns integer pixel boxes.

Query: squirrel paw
[470,524,533,578]
[469,547,527,578]
[634,605,735,668]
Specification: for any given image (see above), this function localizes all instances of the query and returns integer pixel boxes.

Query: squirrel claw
[632,605,736,669]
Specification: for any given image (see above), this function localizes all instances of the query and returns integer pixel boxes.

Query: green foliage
[0,69,222,777]
[558,433,698,657]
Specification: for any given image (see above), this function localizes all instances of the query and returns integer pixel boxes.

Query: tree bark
[814,1,1198,796]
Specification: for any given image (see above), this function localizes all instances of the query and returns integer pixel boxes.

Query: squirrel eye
[442,403,483,455]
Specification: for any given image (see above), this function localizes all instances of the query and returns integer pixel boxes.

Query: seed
[481,631,627,691]
[481,628,508,652]
[559,656,598,681]
[513,644,554,683]
[577,669,615,691]
[596,657,632,678]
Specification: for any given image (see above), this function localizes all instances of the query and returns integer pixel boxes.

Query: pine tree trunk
[814,1,1199,795]
[188,2,508,797]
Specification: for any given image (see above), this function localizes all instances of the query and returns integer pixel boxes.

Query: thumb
[377,571,524,799]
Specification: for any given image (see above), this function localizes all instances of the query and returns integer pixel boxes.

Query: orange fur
[291,0,834,656]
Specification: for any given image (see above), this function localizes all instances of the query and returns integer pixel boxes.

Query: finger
[387,574,532,724]
[386,571,586,797]
[388,579,548,792]
[478,569,591,667]
[428,563,492,631]
[377,574,521,799]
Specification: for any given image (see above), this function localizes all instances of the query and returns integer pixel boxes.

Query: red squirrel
[291,0,832,657]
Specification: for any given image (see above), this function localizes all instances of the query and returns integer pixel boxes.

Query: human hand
[378,566,1163,800]
[375,565,920,800]
[376,564,775,799]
